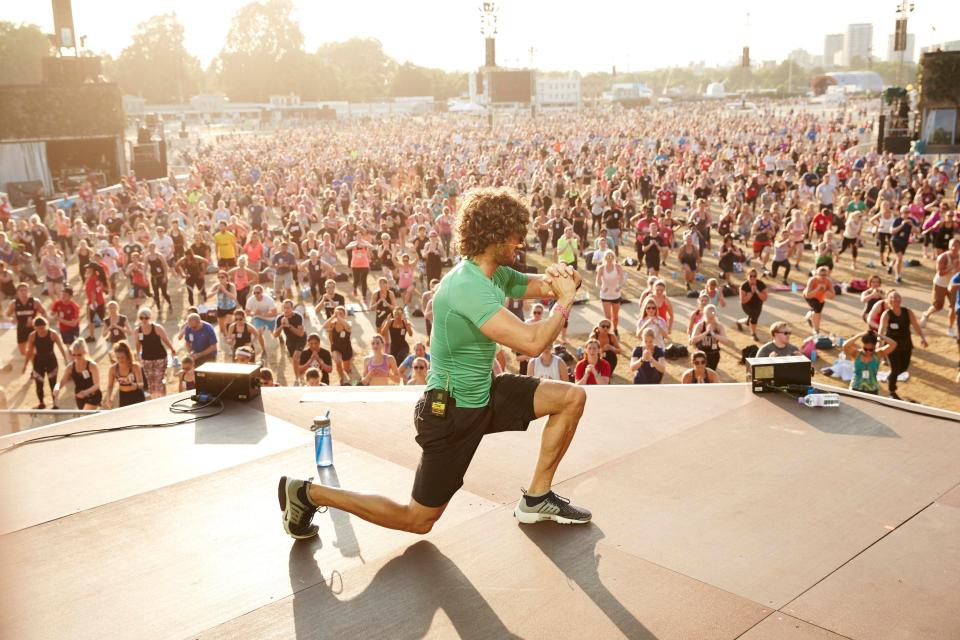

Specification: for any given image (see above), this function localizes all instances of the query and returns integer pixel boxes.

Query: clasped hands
[543,263,580,302]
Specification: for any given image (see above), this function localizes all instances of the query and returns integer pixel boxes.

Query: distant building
[825,71,884,93]
[535,72,581,109]
[844,23,874,66]
[602,82,654,104]
[788,48,813,68]
[824,34,844,68]
[921,40,960,54]
[886,33,915,62]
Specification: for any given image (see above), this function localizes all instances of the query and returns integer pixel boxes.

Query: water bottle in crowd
[312,412,333,467]
[172,355,180,369]
[798,393,840,408]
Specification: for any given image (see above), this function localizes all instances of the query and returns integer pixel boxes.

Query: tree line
[0,0,920,105]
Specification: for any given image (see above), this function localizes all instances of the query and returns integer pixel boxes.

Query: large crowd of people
[1,100,959,410]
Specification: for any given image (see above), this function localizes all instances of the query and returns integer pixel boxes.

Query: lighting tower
[894,0,915,85]
[480,2,498,67]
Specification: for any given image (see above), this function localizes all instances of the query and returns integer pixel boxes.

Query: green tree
[317,38,394,101]
[0,22,53,85]
[218,0,305,101]
[390,62,431,97]
[115,13,201,103]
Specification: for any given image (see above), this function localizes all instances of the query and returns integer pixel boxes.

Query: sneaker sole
[278,476,318,540]
[513,505,590,525]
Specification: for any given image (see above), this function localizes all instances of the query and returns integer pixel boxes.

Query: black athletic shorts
[412,373,540,508]
[806,297,825,313]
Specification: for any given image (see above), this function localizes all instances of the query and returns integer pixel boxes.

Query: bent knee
[406,518,436,535]
[565,385,587,414]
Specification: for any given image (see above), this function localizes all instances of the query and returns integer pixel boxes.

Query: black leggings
[887,345,912,395]
[33,366,57,404]
[151,277,171,307]
[839,237,858,260]
[537,230,550,255]
[704,349,721,371]
[770,259,791,280]
[186,276,206,306]
[352,267,369,299]
[308,279,324,304]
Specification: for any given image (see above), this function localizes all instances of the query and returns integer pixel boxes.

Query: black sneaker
[278,476,323,539]
[514,490,592,525]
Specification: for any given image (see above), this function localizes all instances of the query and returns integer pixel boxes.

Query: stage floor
[1,384,958,640]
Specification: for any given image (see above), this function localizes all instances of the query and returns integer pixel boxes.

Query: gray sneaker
[514,490,592,525]
[278,476,323,539]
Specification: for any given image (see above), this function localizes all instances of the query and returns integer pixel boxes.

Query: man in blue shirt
[183,313,218,366]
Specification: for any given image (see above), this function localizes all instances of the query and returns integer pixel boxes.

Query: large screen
[489,70,533,104]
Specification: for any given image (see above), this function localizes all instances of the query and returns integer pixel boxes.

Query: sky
[5,0,957,72]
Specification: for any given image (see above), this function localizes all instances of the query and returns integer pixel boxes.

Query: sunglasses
[413,365,426,370]
[533,311,543,315]
[777,330,792,335]
[139,315,150,320]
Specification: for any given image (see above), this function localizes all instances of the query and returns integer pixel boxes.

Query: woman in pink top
[345,231,374,304]
[243,231,264,271]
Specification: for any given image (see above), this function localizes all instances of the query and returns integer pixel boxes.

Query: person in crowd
[303,367,324,387]
[361,334,400,385]
[842,331,897,395]
[212,271,239,335]
[53,338,102,410]
[861,275,886,332]
[919,238,960,335]
[177,355,196,392]
[575,338,611,385]
[735,269,768,341]
[316,279,347,319]
[229,255,258,310]
[102,300,130,347]
[717,234,745,284]
[51,286,81,345]
[681,349,719,384]
[703,278,726,316]
[22,316,67,409]
[689,304,734,371]
[595,249,624,334]
[10,282,46,356]
[294,332,333,386]
[802,266,835,335]
[345,231,374,304]
[677,232,701,291]
[271,240,298,302]
[245,284,278,335]
[372,276,397,330]
[176,250,209,306]
[323,305,355,384]
[259,367,278,388]
[636,294,670,349]
[381,307,413,366]
[105,340,145,408]
[133,306,174,397]
[591,320,622,374]
[272,299,307,359]
[398,341,430,383]
[888,205,917,284]
[145,243,173,310]
[878,290,928,400]
[226,308,265,359]
[529,344,569,381]
[183,311,219,367]
[82,263,108,342]
[408,357,430,385]
[631,327,666,385]
[756,321,801,357]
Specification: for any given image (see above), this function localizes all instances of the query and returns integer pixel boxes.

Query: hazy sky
[7,0,956,72]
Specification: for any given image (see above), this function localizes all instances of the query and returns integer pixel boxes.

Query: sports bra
[367,354,390,375]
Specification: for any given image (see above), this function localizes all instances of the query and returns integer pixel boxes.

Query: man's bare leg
[308,485,447,534]
[526,380,587,496]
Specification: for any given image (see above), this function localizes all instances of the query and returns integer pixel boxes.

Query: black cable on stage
[0,381,235,456]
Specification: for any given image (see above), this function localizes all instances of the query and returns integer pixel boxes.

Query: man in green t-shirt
[279,188,592,539]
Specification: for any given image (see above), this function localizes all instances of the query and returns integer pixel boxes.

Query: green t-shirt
[557,236,579,263]
[426,259,529,407]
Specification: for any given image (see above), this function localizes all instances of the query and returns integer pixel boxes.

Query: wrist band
[553,303,570,321]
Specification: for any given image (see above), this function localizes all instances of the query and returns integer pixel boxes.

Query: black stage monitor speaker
[746,355,812,393]
[195,362,262,401]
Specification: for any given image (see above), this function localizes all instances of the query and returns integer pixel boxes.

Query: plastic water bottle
[798,393,840,408]
[837,335,845,348]
[172,355,180,369]
[810,348,817,362]
[312,412,333,467]
[791,282,798,294]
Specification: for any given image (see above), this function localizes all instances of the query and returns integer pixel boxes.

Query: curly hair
[455,187,530,258]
